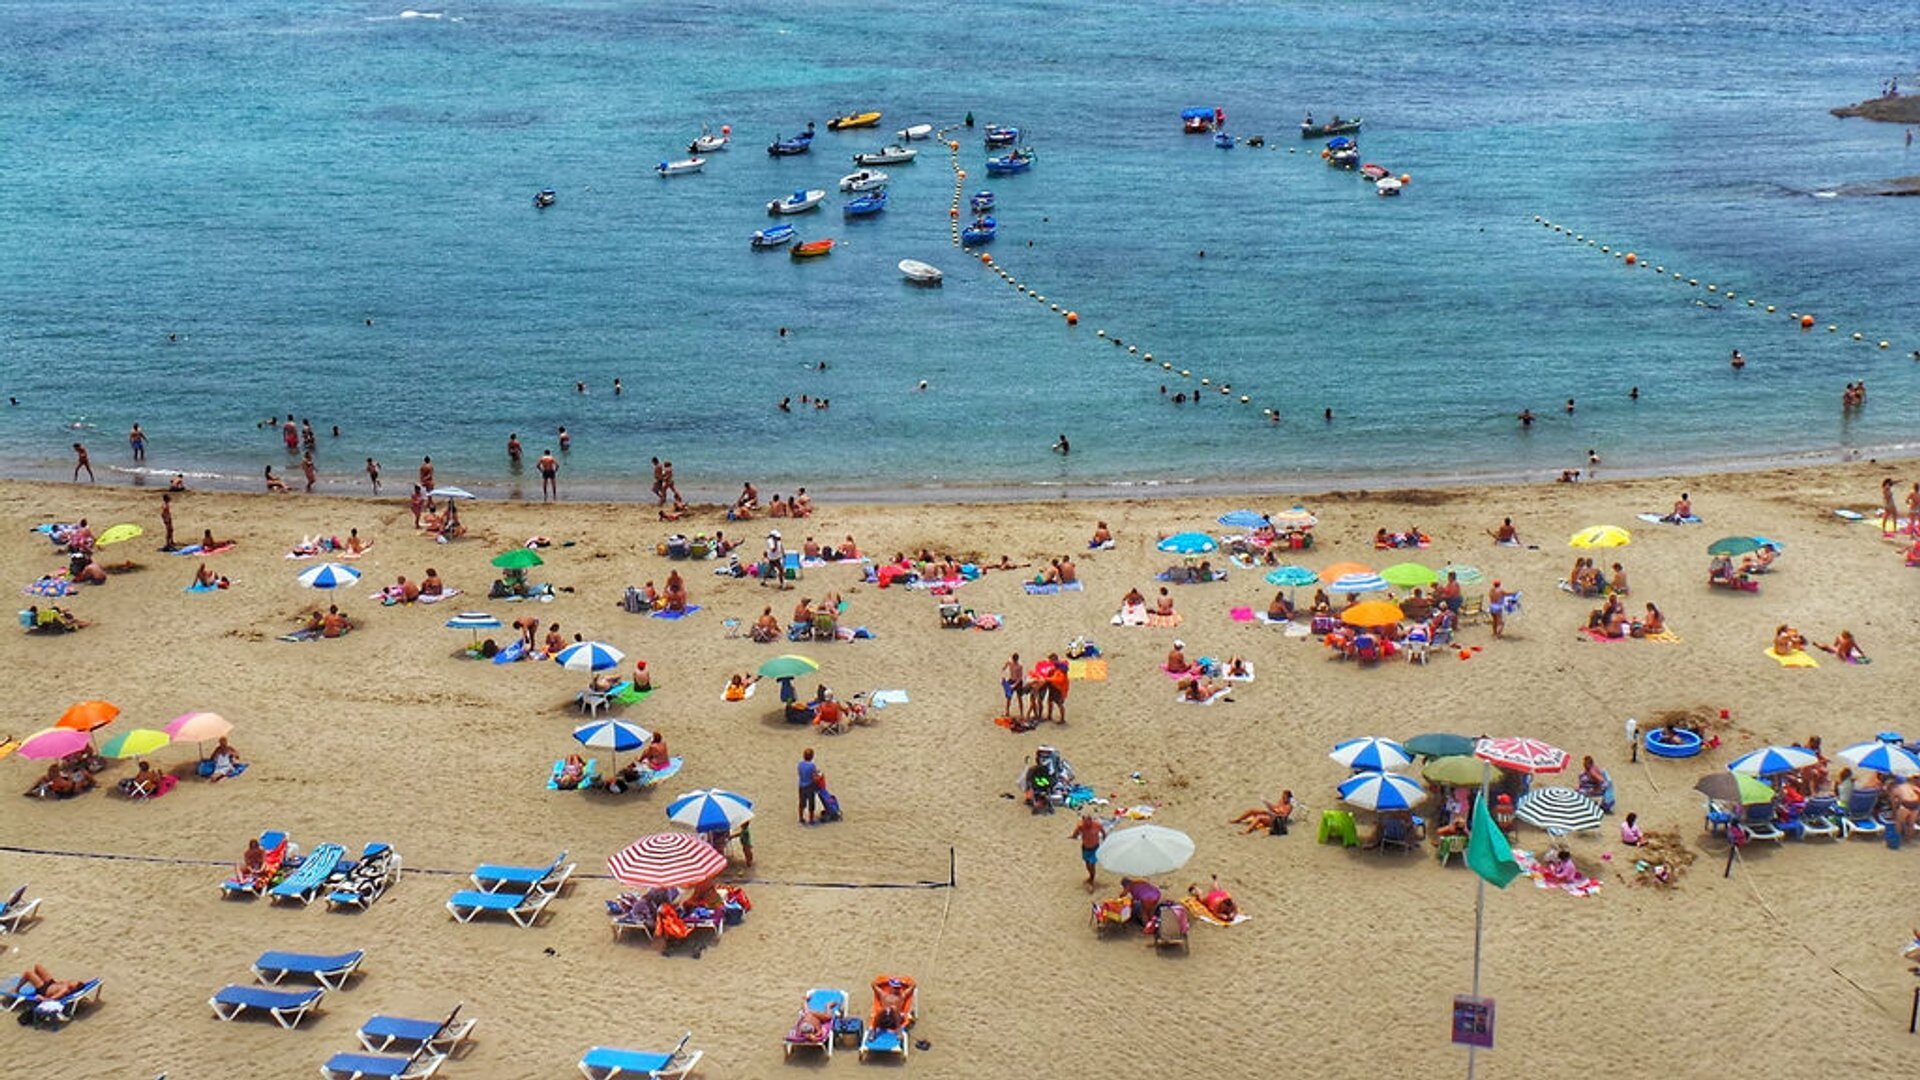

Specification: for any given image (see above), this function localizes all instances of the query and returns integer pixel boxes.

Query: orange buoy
[949,207,959,217]
[1399,173,1410,183]
[1066,312,1078,324]
[957,170,966,179]
[1624,252,1636,265]
[948,141,959,150]
[1800,314,1815,328]
[979,254,992,264]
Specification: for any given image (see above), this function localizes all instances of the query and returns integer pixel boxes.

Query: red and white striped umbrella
[607,833,727,890]
[1474,736,1570,774]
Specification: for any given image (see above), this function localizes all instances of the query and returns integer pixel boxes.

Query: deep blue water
[3,0,1918,499]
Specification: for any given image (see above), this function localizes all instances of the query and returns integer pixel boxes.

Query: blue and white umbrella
[556,640,625,672]
[1329,572,1389,594]
[666,788,756,833]
[1217,509,1269,529]
[297,562,361,589]
[1727,745,1818,778]
[1330,736,1414,772]
[573,718,651,753]
[1156,532,1218,556]
[1264,565,1320,588]
[1836,740,1920,778]
[444,612,502,632]
[1337,770,1427,812]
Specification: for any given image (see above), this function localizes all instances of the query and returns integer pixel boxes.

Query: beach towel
[1177,688,1233,706]
[1833,509,1867,521]
[1068,659,1108,681]
[722,681,757,702]
[1578,627,1628,643]
[1111,604,1149,627]
[1637,513,1702,525]
[24,578,73,598]
[612,684,653,705]
[1255,612,1292,626]
[1162,663,1204,680]
[1228,554,1260,571]
[1494,538,1522,548]
[492,638,529,664]
[1512,850,1602,897]
[173,542,236,556]
[1644,629,1681,644]
[1181,896,1251,927]
[970,613,1003,631]
[1023,581,1084,595]
[1223,664,1255,682]
[1087,540,1115,551]
[184,581,222,594]
[870,689,910,706]
[1229,607,1256,623]
[1146,612,1183,628]
[278,629,320,643]
[799,558,828,568]
[416,588,461,604]
[1765,647,1818,668]
[652,605,702,620]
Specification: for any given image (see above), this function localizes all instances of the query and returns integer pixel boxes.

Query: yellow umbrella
[1568,525,1631,548]
[1342,600,1405,627]
[95,524,144,547]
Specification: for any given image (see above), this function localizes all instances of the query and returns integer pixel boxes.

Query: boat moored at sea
[1213,130,1234,148]
[689,125,731,153]
[853,145,917,165]
[767,188,828,214]
[826,110,883,131]
[1300,115,1362,138]
[960,215,997,245]
[984,147,1035,174]
[983,125,1020,147]
[843,189,888,216]
[1182,106,1224,133]
[1375,177,1404,196]
[1360,163,1390,181]
[768,123,816,155]
[896,123,933,141]
[533,189,555,208]
[898,258,943,284]
[969,190,995,212]
[839,169,890,192]
[655,157,706,176]
[790,238,835,259]
[1324,136,1358,169]
[751,223,796,248]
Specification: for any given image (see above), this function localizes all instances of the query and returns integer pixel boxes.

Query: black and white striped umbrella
[1514,787,1603,835]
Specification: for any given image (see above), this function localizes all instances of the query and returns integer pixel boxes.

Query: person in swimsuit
[537,450,558,501]
[418,456,435,491]
[1001,653,1024,717]
[128,423,145,462]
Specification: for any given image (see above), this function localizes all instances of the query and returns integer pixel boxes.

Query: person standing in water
[72,442,93,482]
[1052,434,1070,455]
[538,449,559,502]
[128,423,146,462]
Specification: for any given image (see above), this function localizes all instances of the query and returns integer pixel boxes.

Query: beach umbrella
[1380,562,1439,588]
[1406,733,1477,759]
[490,548,544,570]
[94,524,143,547]
[1437,564,1486,586]
[1475,737,1570,774]
[1341,600,1404,627]
[758,654,820,679]
[165,711,231,743]
[99,728,171,760]
[1216,510,1269,529]
[1264,565,1319,588]
[444,612,503,642]
[608,833,728,890]
[1330,736,1413,771]
[1515,787,1604,835]
[297,562,361,589]
[1338,770,1427,812]
[555,641,624,672]
[1095,824,1195,876]
[1422,754,1497,786]
[1328,573,1390,595]
[1318,561,1375,584]
[17,728,91,760]
[56,700,120,732]
[1726,745,1818,778]
[1706,536,1765,557]
[1694,771,1777,806]
[666,789,756,833]
[426,487,476,500]
[573,718,651,772]
[1568,525,1631,548]
[1836,740,1920,778]
[1156,532,1217,556]
[1271,506,1318,528]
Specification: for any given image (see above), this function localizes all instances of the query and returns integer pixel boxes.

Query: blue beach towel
[1023,581,1084,595]
[651,605,702,620]
[185,581,220,594]
[492,638,528,664]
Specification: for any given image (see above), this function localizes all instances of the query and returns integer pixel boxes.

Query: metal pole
[1468,761,1491,1080]
[1909,985,1918,1034]
[948,846,956,888]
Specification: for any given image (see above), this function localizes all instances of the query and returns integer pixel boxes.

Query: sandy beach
[5,463,1920,1078]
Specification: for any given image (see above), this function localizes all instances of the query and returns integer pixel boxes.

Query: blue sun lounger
[253,949,365,990]
[470,851,572,894]
[271,842,347,905]
[577,1031,702,1079]
[357,1006,477,1054]
[446,889,553,927]
[210,984,326,1028]
[0,885,42,933]
[319,1049,447,1080]
[327,844,402,911]
[0,976,102,1022]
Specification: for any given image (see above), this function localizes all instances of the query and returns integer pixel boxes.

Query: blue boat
[969,190,995,212]
[984,125,1019,147]
[751,223,796,249]
[1325,136,1354,152]
[843,189,888,217]
[768,123,816,156]
[960,215,996,245]
[984,148,1034,175]
[1213,130,1234,149]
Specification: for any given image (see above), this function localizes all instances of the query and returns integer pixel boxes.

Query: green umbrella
[1694,771,1774,806]
[491,548,544,570]
[1405,733,1476,759]
[1436,564,1486,586]
[100,728,171,760]
[758,654,820,679]
[1706,536,1764,557]
[1422,755,1499,786]
[1380,562,1439,588]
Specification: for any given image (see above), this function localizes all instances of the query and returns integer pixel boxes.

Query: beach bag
[623,587,645,613]
[1726,821,1750,847]
[818,788,842,821]
[1269,814,1289,836]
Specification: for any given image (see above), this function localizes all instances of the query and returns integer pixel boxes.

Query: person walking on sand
[160,492,176,550]
[537,449,559,501]
[409,485,425,528]
[1070,812,1107,890]
[797,747,820,824]
[365,456,381,494]
[128,423,146,462]
[71,442,93,482]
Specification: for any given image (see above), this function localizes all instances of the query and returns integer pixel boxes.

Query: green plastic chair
[1318,809,1359,847]
[1435,834,1468,866]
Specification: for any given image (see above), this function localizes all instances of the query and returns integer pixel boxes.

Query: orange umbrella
[1342,600,1405,627]
[56,700,120,732]
[1318,561,1375,584]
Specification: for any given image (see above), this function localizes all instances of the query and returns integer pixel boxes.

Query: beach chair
[607,896,656,941]
[1792,796,1842,841]
[811,609,837,642]
[577,685,614,717]
[445,889,553,927]
[271,842,347,906]
[0,976,102,1022]
[223,830,291,897]
[320,1048,447,1080]
[1352,637,1382,665]
[1150,901,1190,952]
[327,844,401,911]
[1403,630,1429,665]
[1378,816,1417,854]
[358,1005,477,1055]
[547,758,600,790]
[1840,789,1885,838]
[938,601,963,628]
[1435,834,1468,867]
[784,987,847,1059]
[0,885,42,933]
[1740,802,1785,843]
[859,976,917,1062]
[471,852,573,894]
[578,1031,702,1079]
[210,984,327,1028]
[253,949,364,990]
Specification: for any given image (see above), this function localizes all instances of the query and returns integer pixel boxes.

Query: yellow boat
[825,110,882,131]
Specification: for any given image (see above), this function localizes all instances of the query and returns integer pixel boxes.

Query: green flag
[1466,791,1521,888]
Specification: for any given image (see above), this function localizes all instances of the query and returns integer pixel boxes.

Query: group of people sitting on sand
[1564,558,1628,598]
[1373,526,1431,549]
[728,483,814,521]
[297,604,354,639]
[629,570,692,613]
[1586,596,1665,639]
[379,568,448,604]
[1774,624,1865,662]
[1115,585,1182,627]
[288,529,370,558]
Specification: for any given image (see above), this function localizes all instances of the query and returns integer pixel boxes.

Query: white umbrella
[297,563,361,589]
[1514,787,1604,835]
[1330,736,1413,772]
[555,641,624,672]
[427,487,476,500]
[1095,824,1195,876]
[1835,741,1920,777]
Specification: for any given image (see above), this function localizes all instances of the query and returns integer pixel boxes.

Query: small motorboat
[751,223,796,248]
[790,238,835,259]
[1325,137,1357,169]
[1182,107,1224,133]
[1300,116,1362,139]
[768,123,816,155]
[839,169,890,192]
[843,189,888,217]
[1213,130,1234,149]
[960,215,996,245]
[898,258,943,284]
[853,145,917,165]
[767,188,828,215]
[1359,163,1390,181]
[969,190,995,212]
[689,125,731,153]
[826,111,883,131]
[984,147,1034,174]
[984,125,1020,147]
[1375,177,1404,197]
[896,123,933,141]
[533,189,556,208]
[655,157,706,176]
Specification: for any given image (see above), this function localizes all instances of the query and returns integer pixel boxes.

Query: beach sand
[4,464,1919,1078]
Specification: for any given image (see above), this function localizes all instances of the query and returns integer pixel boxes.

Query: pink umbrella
[608,833,727,890]
[165,711,231,742]
[1474,736,1570,774]
[17,728,91,760]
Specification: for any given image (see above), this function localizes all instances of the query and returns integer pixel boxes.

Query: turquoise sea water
[4,0,1919,499]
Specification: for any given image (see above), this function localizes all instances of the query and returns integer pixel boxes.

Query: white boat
[656,157,706,176]
[767,188,828,215]
[689,131,729,153]
[898,259,943,284]
[896,123,933,141]
[839,169,891,192]
[853,145,917,165]
[1375,177,1403,196]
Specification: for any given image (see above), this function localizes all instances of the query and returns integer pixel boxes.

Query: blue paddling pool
[1643,728,1703,758]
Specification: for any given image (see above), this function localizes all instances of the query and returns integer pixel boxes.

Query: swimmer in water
[1052,434,1070,455]
[1730,349,1745,370]
[916,380,928,391]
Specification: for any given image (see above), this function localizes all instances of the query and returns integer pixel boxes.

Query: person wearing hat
[762,530,788,590]
[633,660,652,692]
[1493,792,1517,839]
[1165,640,1189,674]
